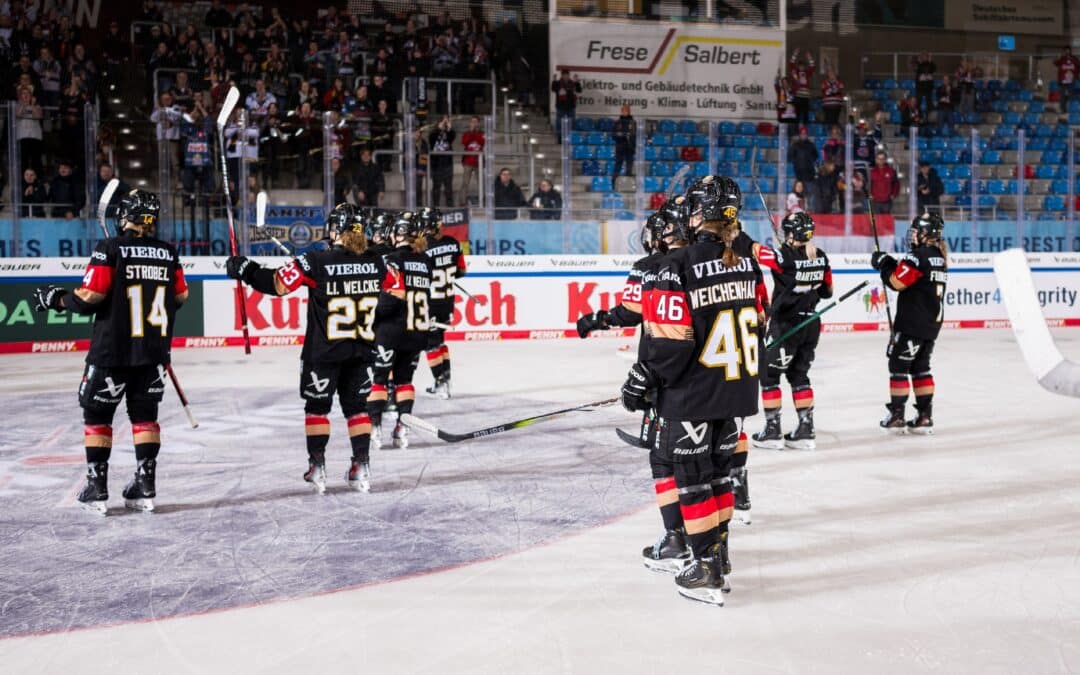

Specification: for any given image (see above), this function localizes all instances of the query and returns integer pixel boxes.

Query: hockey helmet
[370,212,394,241]
[655,196,692,248]
[781,211,815,243]
[326,202,362,237]
[909,211,944,247]
[698,176,742,223]
[117,189,160,232]
[641,212,661,253]
[417,206,442,235]
[392,210,423,240]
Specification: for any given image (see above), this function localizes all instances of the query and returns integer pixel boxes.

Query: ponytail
[409,235,428,254]
[701,219,741,268]
[339,230,368,255]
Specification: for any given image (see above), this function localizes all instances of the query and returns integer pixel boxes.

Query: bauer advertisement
[549,19,784,119]
[2,254,1080,353]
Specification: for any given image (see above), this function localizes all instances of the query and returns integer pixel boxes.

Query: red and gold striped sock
[889,375,910,409]
[84,424,112,464]
[679,484,719,558]
[304,414,330,462]
[395,384,416,415]
[654,476,682,531]
[347,413,372,461]
[132,421,161,461]
[793,386,814,410]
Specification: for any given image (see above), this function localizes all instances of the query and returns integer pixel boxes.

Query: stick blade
[993,248,1069,389]
[256,191,268,228]
[217,87,240,129]
[99,178,120,210]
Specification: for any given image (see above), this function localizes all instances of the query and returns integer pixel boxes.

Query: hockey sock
[395,384,416,415]
[792,386,814,410]
[889,374,910,409]
[84,424,112,464]
[730,432,749,472]
[913,374,934,413]
[426,347,445,376]
[653,476,683,531]
[346,413,372,462]
[132,422,161,461]
[761,386,782,413]
[678,483,719,558]
[441,345,451,377]
[367,385,388,425]
[711,476,735,527]
[305,414,330,463]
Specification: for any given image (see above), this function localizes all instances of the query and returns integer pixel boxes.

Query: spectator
[369,74,391,110]
[330,30,357,82]
[429,115,455,207]
[813,162,839,214]
[551,70,581,141]
[49,159,83,218]
[412,128,430,204]
[236,50,260,94]
[494,167,525,219]
[58,74,89,165]
[95,162,130,218]
[459,115,484,205]
[936,75,955,135]
[223,109,259,200]
[916,160,944,213]
[822,124,845,170]
[775,72,797,135]
[853,113,884,179]
[323,76,347,111]
[180,103,214,200]
[245,78,277,124]
[205,0,232,28]
[330,156,352,205]
[32,46,60,106]
[289,79,320,111]
[848,172,868,213]
[955,58,976,114]
[820,69,845,125]
[900,94,924,136]
[611,104,636,183]
[21,167,47,217]
[258,102,284,188]
[786,179,806,216]
[787,48,815,125]
[1055,47,1080,111]
[170,70,195,112]
[509,53,532,109]
[151,91,183,181]
[370,99,395,173]
[869,152,899,213]
[14,85,43,173]
[430,34,458,113]
[263,56,289,101]
[68,44,98,95]
[292,101,319,189]
[528,179,562,219]
[790,126,817,184]
[354,147,384,209]
[913,52,936,113]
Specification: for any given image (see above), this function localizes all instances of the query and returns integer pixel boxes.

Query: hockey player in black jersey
[368,212,395,257]
[226,204,387,493]
[33,189,187,514]
[419,207,467,399]
[872,212,949,434]
[625,189,765,605]
[367,211,434,449]
[751,212,834,450]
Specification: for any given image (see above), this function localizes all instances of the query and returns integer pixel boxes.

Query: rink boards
[2,253,1079,354]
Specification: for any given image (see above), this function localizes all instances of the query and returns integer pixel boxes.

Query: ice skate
[346,459,371,492]
[751,410,783,450]
[370,420,383,451]
[304,460,327,494]
[731,468,751,525]
[426,375,451,399]
[391,421,409,449]
[122,459,156,512]
[385,383,398,413]
[641,529,690,573]
[77,462,109,516]
[880,404,907,434]
[675,544,726,606]
[784,407,816,450]
[906,410,934,435]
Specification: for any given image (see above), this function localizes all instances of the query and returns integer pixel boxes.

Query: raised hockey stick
[165,364,199,428]
[667,162,691,200]
[255,190,290,254]
[865,198,895,332]
[97,178,120,238]
[453,281,476,302]
[216,86,252,354]
[994,248,1080,398]
[401,397,620,443]
[764,280,869,351]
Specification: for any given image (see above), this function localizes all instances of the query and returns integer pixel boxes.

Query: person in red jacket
[1055,47,1080,110]
[788,48,815,125]
[869,151,900,213]
[821,69,845,125]
[459,116,485,205]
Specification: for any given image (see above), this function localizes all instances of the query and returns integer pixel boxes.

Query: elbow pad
[249,267,280,295]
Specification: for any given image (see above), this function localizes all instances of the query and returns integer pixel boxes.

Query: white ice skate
[304,462,327,494]
[346,460,371,492]
[392,422,409,449]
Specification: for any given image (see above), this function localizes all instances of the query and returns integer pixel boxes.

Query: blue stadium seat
[738,122,757,135]
[1051,138,1069,152]
[737,161,753,175]
[1003,111,1021,125]
[1044,196,1066,210]
[954,165,972,179]
[889,110,902,124]
[613,210,634,220]
[733,136,752,148]
[597,118,615,132]
[991,101,1008,113]
[671,133,691,146]
[915,137,929,150]
[987,180,1007,195]
[720,121,737,134]
[572,146,596,160]
[1023,113,1041,126]
[652,134,673,146]
[760,163,778,178]
[591,176,613,192]
[644,146,660,161]
[573,118,594,132]
[1018,90,1034,102]
[735,177,753,192]
[955,194,972,207]
[1059,165,1072,179]
[693,161,710,177]
[660,147,678,161]
[930,138,948,151]
[691,133,709,147]
[601,192,624,209]
[864,79,880,89]
[900,79,915,90]
[938,165,954,178]
[978,195,997,207]
[1029,101,1045,113]
[1034,124,1053,137]
[570,132,587,145]
[677,120,698,134]
[586,131,606,146]
[1051,179,1070,195]
[1007,179,1019,194]
[883,78,898,90]
[940,150,959,164]
[580,159,599,176]
[644,176,662,192]
[944,179,965,194]
[657,119,677,133]
[1053,124,1070,137]
[597,145,615,160]
[1028,137,1049,151]
[921,150,941,164]
[983,150,1002,164]
[650,162,672,177]
[1005,80,1022,91]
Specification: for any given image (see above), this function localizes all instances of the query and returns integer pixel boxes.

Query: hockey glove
[621,362,657,412]
[870,251,890,270]
[226,255,261,284]
[576,310,610,338]
[33,285,68,313]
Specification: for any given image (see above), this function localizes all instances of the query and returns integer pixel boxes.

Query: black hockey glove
[226,255,261,284]
[33,285,68,313]
[621,362,657,412]
[870,251,890,270]
[576,310,610,338]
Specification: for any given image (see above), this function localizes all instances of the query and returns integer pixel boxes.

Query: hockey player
[32,189,186,514]
[624,188,764,605]
[368,212,395,257]
[226,203,386,493]
[368,211,434,449]
[751,212,834,450]
[419,206,467,399]
[871,212,948,433]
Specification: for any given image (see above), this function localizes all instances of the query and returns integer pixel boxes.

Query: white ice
[2,329,1080,674]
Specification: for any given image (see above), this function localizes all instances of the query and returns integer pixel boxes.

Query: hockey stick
[97,178,120,238]
[216,86,251,354]
[401,397,620,443]
[764,280,869,351]
[994,248,1080,398]
[865,198,894,332]
[255,190,290,254]
[750,144,782,241]
[165,364,199,428]
[667,162,691,200]
[453,281,476,302]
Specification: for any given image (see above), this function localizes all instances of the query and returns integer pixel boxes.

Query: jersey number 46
[699,307,759,380]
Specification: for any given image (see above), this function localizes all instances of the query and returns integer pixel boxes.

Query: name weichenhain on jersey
[689,280,756,309]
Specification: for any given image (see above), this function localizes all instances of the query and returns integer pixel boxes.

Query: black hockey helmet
[392,210,423,240]
[641,212,662,253]
[910,211,944,247]
[781,211,815,243]
[692,175,742,223]
[371,211,394,241]
[117,189,160,232]
[655,196,692,248]
[417,206,442,235]
[326,202,362,236]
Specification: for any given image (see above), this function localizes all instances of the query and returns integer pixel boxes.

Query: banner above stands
[549,18,784,118]
[3,253,1080,354]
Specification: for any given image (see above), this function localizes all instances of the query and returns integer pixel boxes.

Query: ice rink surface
[2,330,1080,674]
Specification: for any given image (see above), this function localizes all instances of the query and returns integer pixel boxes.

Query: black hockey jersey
[880,245,948,340]
[756,244,834,322]
[607,253,661,327]
[275,246,387,363]
[642,236,765,420]
[78,235,187,367]
[423,233,467,321]
[376,245,434,351]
